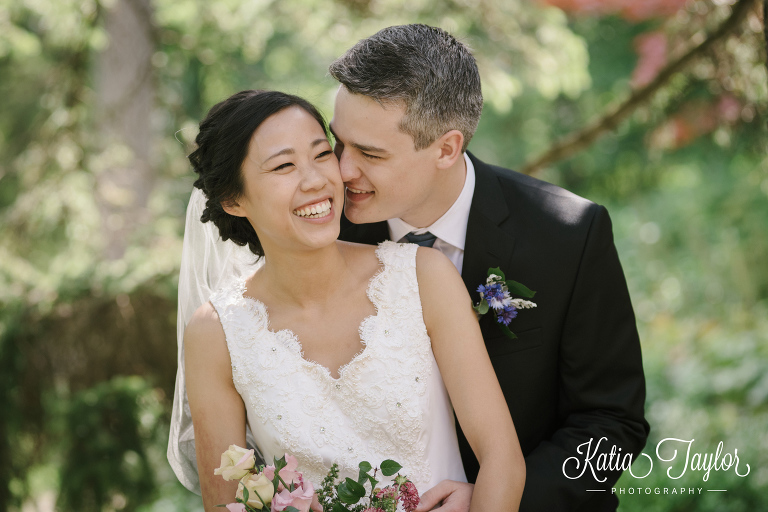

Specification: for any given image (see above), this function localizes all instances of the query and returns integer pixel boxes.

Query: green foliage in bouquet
[316,459,419,512]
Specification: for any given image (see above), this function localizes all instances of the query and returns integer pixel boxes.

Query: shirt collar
[387,153,475,250]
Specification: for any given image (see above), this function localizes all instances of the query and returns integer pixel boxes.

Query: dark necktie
[402,231,437,248]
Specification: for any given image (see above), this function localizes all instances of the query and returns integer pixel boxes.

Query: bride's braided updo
[188,90,329,257]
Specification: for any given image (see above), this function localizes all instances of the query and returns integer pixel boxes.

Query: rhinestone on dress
[277,414,282,420]
[335,383,341,389]
[415,377,419,382]
[396,402,402,408]
[320,427,325,432]
[384,330,389,335]
[272,347,277,352]
[348,447,353,452]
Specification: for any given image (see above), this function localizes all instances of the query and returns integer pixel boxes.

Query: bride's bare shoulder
[337,240,380,262]
[184,301,226,354]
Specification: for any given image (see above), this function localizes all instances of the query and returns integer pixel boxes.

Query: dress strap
[375,240,419,271]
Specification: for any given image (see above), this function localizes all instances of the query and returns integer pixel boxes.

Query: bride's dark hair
[188,90,330,257]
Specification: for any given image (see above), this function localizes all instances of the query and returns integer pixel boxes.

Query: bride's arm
[416,247,526,511]
[185,302,248,511]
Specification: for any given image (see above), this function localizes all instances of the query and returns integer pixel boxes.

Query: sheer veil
[167,187,263,493]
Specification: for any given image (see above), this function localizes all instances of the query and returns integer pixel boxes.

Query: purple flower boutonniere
[473,267,537,339]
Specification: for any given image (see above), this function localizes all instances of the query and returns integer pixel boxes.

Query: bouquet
[214,445,420,512]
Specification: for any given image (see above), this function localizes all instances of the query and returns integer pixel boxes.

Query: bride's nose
[299,162,327,191]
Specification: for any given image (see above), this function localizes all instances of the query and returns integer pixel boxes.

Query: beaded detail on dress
[210,241,439,489]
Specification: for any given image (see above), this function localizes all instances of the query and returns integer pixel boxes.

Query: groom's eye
[362,152,381,160]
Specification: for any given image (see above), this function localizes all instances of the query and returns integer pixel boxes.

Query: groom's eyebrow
[329,125,388,155]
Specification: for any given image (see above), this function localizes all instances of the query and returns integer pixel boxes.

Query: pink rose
[270,479,320,512]
[225,504,246,512]
[263,454,301,491]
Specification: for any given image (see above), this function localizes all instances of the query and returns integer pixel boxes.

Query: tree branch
[519,0,759,176]
[763,0,767,75]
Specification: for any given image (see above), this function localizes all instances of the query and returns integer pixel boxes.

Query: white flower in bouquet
[214,444,256,481]
[237,472,274,509]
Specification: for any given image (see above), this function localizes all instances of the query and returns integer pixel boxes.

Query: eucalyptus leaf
[336,481,362,504]
[332,504,351,512]
[358,460,373,483]
[380,460,403,476]
[343,477,367,497]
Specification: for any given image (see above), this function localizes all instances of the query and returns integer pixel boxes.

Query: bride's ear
[221,199,247,217]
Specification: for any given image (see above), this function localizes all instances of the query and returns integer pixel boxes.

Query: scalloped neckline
[236,253,387,382]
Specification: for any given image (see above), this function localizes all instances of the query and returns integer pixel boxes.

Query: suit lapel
[461,154,516,293]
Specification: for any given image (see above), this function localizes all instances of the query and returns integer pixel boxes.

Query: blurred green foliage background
[0,0,765,510]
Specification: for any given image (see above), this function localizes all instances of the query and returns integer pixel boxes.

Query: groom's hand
[415,480,473,512]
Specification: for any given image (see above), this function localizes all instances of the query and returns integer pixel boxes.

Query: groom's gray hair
[329,24,483,152]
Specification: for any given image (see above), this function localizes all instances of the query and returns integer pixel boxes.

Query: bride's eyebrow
[263,147,295,164]
[262,139,329,165]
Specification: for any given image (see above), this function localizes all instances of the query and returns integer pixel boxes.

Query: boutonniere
[473,267,537,339]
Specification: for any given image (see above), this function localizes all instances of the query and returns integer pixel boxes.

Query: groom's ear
[221,199,247,218]
[435,129,465,170]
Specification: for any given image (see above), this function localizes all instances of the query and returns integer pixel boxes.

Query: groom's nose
[337,147,361,183]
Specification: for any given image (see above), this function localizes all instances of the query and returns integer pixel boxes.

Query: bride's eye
[316,150,333,159]
[271,162,294,172]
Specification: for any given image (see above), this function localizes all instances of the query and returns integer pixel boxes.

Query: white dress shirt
[388,153,476,273]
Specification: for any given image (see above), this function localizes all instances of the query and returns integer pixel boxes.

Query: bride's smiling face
[224,106,343,253]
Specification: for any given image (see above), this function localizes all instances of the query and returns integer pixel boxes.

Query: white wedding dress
[208,241,467,491]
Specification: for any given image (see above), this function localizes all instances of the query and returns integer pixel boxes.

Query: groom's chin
[342,205,383,225]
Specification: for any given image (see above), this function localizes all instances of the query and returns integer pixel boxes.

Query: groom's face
[330,87,442,227]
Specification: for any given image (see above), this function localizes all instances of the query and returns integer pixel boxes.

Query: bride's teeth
[293,199,331,218]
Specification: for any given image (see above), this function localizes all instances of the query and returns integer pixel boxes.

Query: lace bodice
[210,241,466,492]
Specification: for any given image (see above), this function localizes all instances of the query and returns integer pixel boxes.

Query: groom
[330,24,649,511]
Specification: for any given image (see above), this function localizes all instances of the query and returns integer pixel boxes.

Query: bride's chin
[293,226,341,250]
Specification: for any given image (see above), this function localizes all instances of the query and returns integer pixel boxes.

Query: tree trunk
[95,0,156,259]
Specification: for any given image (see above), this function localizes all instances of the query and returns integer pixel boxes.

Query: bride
[177,89,524,511]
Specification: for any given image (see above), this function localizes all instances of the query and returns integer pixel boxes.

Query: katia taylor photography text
[562,437,751,483]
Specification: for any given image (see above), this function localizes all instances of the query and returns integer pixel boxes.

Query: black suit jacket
[340,153,649,511]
